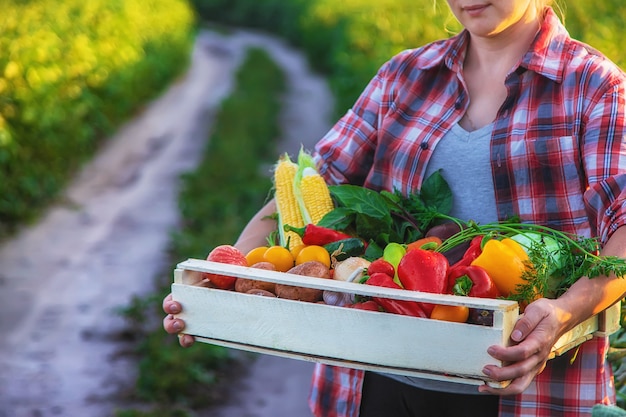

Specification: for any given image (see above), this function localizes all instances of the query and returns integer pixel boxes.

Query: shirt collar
[411,31,469,74]
[413,7,569,83]
[521,7,570,83]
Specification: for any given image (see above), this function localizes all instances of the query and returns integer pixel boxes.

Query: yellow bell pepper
[470,238,530,297]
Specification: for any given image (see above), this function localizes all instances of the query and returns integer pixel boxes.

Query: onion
[333,257,371,282]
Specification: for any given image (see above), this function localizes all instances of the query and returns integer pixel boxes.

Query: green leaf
[355,212,392,242]
[363,240,384,260]
[610,328,626,349]
[380,190,402,208]
[318,207,355,230]
[420,169,453,214]
[329,185,392,222]
[396,222,422,243]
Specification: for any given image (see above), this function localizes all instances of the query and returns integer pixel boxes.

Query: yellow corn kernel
[299,169,334,225]
[274,155,304,249]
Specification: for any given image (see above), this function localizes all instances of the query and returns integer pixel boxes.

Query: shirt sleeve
[313,61,390,186]
[583,79,626,244]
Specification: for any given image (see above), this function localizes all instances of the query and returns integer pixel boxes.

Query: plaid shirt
[310,7,626,417]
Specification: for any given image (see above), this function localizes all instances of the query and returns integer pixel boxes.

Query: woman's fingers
[163,313,195,347]
[163,313,183,333]
[179,334,195,348]
[479,369,537,396]
[162,293,181,314]
[162,294,195,347]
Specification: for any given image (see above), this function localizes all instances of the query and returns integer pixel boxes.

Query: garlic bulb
[322,290,353,306]
[323,257,370,306]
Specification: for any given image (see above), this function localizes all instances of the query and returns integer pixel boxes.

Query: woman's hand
[478,298,568,395]
[479,224,626,396]
[163,293,195,348]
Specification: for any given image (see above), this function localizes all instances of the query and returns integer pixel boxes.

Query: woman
[164,1,626,415]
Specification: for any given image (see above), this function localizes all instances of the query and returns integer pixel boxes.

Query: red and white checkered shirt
[309,7,626,417]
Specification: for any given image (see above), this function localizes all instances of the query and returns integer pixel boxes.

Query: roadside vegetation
[0,0,195,237]
[115,46,285,416]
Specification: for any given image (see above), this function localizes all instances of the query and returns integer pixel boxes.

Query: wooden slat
[192,335,511,388]
[172,283,511,384]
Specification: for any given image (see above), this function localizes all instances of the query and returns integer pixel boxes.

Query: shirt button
[454,100,462,109]
[420,142,429,150]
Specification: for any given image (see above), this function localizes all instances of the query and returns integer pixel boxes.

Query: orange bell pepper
[430,304,470,323]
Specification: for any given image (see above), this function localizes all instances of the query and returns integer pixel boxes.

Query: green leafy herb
[318,170,454,255]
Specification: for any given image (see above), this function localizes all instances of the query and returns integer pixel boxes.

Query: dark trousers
[359,372,499,417]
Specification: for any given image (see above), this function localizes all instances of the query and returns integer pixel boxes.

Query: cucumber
[592,405,626,417]
[324,238,366,261]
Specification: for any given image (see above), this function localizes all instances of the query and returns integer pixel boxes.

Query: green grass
[115,46,286,415]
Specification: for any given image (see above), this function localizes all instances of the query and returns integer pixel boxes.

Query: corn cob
[294,149,334,225]
[274,153,304,249]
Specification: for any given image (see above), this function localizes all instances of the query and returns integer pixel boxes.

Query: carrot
[406,236,442,252]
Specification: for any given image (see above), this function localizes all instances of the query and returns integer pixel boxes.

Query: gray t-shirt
[425,122,498,225]
[381,122,498,394]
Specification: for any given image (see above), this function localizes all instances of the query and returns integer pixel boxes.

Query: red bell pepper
[446,264,500,299]
[283,224,352,246]
[396,248,449,294]
[395,248,449,317]
[450,235,484,268]
[365,273,428,318]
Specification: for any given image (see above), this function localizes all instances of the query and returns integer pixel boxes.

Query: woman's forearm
[553,225,626,332]
[234,199,278,254]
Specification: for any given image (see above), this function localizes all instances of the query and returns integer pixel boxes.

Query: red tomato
[347,300,382,311]
[367,258,395,279]
[204,245,248,290]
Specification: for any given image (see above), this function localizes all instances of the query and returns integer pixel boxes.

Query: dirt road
[0,29,332,417]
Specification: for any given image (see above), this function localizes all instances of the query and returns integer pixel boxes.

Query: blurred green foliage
[190,0,626,117]
[0,0,195,236]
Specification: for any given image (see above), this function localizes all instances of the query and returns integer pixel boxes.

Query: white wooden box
[171,258,621,388]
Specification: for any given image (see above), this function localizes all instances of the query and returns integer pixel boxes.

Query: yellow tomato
[263,245,295,272]
[295,245,331,268]
[245,246,269,266]
[290,243,306,260]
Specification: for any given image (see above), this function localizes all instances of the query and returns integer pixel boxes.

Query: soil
[0,29,333,417]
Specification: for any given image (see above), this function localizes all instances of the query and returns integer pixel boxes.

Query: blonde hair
[538,0,566,22]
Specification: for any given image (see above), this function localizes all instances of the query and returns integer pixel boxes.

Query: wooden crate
[171,258,621,388]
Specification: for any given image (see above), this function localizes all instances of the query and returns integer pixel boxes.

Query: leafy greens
[317,170,453,258]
